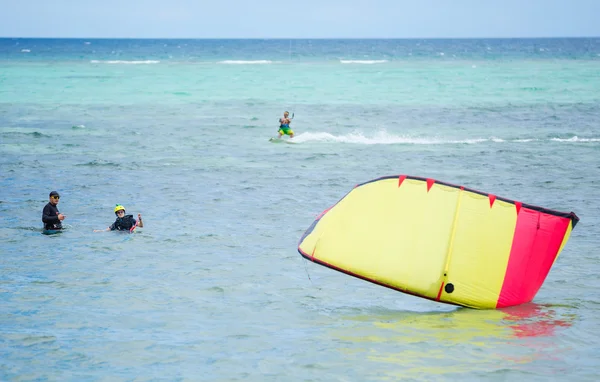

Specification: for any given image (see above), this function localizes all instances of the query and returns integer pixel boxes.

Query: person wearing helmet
[93,204,143,232]
[42,190,66,230]
[277,111,294,138]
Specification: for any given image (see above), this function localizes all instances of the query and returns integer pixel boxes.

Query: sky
[0,0,599,39]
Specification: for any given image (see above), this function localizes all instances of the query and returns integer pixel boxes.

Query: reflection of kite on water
[297,175,579,309]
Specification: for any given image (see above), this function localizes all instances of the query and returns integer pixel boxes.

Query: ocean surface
[1,38,599,381]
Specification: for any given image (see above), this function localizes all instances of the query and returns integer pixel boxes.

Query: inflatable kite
[297,175,579,309]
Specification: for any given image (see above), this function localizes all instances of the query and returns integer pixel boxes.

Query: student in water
[277,111,294,138]
[94,204,143,232]
[42,190,66,230]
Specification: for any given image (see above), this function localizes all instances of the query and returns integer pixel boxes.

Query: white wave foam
[291,131,491,145]
[340,60,388,64]
[550,136,600,142]
[514,138,537,142]
[218,60,277,64]
[289,130,600,145]
[90,60,160,64]
[21,49,31,53]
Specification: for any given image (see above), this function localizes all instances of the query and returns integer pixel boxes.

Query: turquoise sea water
[1,38,600,381]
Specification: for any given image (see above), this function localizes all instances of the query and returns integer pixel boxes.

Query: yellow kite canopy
[297,175,579,309]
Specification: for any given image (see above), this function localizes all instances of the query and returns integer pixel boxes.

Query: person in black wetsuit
[42,191,66,230]
[94,204,143,232]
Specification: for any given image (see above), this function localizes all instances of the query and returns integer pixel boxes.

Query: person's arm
[94,221,116,232]
[137,214,144,228]
[42,205,60,224]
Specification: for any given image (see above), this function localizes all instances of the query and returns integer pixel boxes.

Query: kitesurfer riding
[277,111,294,138]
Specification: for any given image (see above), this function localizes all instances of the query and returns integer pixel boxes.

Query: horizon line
[1,36,599,40]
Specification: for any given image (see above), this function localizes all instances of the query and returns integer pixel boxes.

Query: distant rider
[277,111,294,138]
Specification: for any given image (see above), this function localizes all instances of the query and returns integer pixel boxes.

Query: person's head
[114,204,126,217]
[284,111,289,117]
[49,191,60,205]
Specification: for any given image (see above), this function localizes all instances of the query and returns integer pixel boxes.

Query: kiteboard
[269,137,297,144]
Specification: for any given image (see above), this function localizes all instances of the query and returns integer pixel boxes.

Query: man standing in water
[42,191,65,230]
[277,111,294,138]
